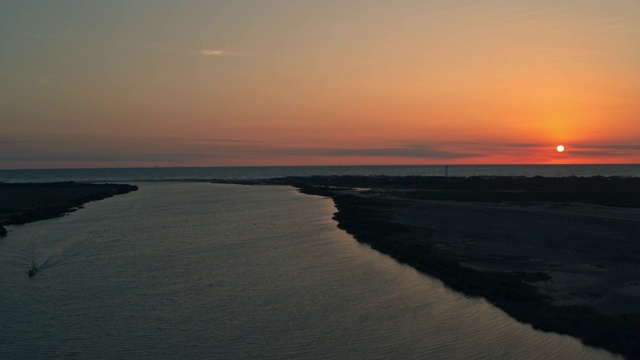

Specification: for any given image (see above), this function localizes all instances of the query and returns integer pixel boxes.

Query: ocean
[0,164,639,183]
[0,181,621,359]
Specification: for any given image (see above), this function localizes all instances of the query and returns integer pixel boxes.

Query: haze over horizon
[1,0,639,169]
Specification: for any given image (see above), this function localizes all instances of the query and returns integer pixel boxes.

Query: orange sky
[1,1,639,168]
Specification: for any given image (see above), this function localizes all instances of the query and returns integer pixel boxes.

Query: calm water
[0,164,639,183]
[0,183,619,359]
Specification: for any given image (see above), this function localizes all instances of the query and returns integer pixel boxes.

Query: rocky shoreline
[0,182,138,236]
[214,176,640,359]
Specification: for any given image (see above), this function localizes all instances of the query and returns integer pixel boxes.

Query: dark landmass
[213,176,640,359]
[0,182,138,235]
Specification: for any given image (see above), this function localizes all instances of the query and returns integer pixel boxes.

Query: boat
[28,262,38,277]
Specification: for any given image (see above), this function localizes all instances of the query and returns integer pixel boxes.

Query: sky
[1,0,639,169]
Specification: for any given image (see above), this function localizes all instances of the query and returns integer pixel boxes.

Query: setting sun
[556,145,565,153]
[1,1,639,168]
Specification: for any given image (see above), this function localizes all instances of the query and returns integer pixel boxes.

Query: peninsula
[214,176,640,359]
[0,182,138,236]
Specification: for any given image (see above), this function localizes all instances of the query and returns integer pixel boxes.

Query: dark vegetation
[214,176,640,359]
[0,182,138,235]
[231,175,640,208]
[322,192,640,359]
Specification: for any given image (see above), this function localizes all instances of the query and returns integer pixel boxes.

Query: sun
[556,145,565,153]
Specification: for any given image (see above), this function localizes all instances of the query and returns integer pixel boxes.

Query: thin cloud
[201,49,225,56]
[153,141,482,160]
[572,143,640,151]
[563,150,639,158]
[424,141,546,157]
[440,141,544,149]
[198,49,251,57]
[262,145,482,159]
[0,153,210,163]
[195,138,265,143]
[559,143,640,158]
[164,137,265,144]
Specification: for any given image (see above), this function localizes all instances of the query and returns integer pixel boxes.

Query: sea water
[0,164,639,183]
[0,182,619,359]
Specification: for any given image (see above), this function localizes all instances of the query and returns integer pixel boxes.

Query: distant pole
[445,165,448,177]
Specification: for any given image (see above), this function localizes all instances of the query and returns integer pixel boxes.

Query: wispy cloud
[562,150,639,158]
[573,143,640,151]
[0,153,210,163]
[193,138,265,143]
[560,143,640,158]
[198,49,251,57]
[163,137,265,144]
[260,144,482,159]
[141,142,482,161]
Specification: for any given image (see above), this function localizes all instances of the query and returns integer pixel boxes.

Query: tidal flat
[216,176,640,359]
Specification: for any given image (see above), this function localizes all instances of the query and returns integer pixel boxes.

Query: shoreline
[0,182,138,236]
[214,176,640,359]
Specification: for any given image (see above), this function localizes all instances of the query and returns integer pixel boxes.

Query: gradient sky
[1,0,639,169]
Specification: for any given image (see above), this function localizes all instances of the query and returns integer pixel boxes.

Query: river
[0,183,619,359]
